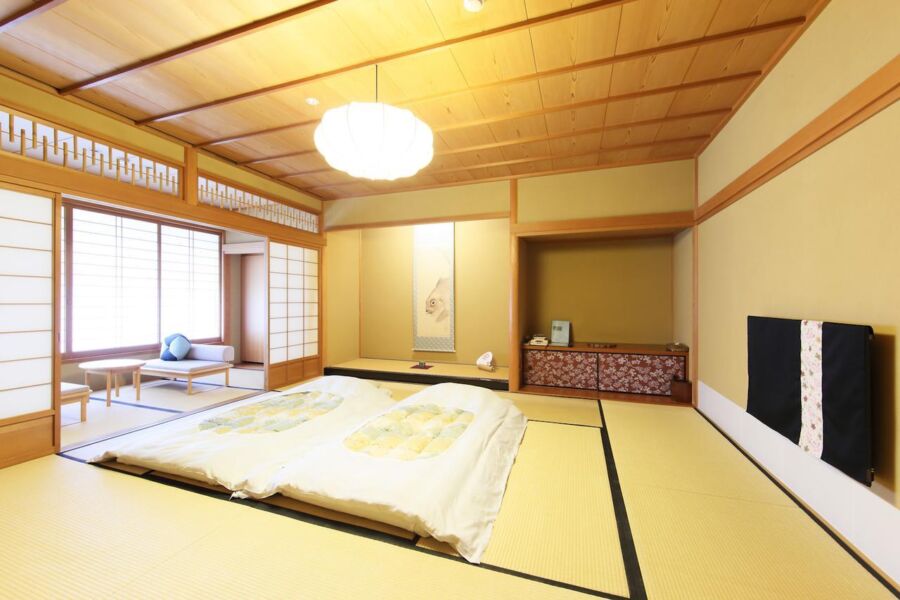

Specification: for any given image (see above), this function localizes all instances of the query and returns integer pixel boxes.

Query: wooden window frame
[61,199,224,363]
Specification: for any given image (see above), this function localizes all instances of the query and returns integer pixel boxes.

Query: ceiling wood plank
[308,135,706,189]
[58,0,340,95]
[192,18,799,149]
[277,107,730,178]
[0,0,67,33]
[236,70,756,166]
[135,0,638,125]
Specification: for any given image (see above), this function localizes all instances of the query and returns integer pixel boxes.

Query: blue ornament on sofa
[161,333,191,361]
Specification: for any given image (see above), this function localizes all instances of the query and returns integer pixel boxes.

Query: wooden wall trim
[325,211,509,232]
[513,211,694,238]
[0,409,55,429]
[0,98,183,167]
[696,55,900,224]
[198,169,322,215]
[0,157,325,246]
[321,157,684,201]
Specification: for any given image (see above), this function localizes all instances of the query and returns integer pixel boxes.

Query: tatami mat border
[598,401,647,600]
[59,390,263,453]
[694,409,900,598]
[59,417,638,600]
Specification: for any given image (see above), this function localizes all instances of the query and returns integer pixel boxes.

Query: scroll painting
[413,222,454,352]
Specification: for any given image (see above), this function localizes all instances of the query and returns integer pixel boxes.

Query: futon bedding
[87,376,394,495]
[270,383,527,563]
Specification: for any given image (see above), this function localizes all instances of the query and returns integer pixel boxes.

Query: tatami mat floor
[61,382,259,451]
[602,400,895,600]
[4,381,896,598]
[376,380,603,427]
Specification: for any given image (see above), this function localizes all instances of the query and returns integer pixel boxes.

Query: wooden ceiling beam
[193,17,801,149]
[136,0,636,125]
[234,71,756,166]
[315,156,690,200]
[59,0,340,95]
[278,107,730,179]
[0,0,67,33]
[307,135,707,190]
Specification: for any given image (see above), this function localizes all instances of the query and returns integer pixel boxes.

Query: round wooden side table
[78,359,146,406]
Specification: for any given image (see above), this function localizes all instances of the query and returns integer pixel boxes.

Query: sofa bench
[141,344,234,394]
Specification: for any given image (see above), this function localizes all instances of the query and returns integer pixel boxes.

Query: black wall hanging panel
[747,316,802,443]
[746,315,873,485]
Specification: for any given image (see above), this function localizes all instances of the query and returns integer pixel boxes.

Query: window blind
[70,208,158,351]
[160,226,221,340]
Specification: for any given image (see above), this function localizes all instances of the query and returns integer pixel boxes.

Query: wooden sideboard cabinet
[523,343,689,397]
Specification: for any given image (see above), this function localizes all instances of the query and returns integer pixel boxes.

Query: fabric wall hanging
[412,222,454,352]
[747,316,873,485]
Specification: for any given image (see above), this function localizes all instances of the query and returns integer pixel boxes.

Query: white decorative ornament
[314,102,434,181]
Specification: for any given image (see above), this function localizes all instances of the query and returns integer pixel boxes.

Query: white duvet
[87,376,394,496]
[271,382,527,563]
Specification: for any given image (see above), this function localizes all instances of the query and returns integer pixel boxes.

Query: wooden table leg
[187,376,193,395]
[80,393,87,422]
[115,373,120,397]
[135,369,141,402]
[106,372,112,407]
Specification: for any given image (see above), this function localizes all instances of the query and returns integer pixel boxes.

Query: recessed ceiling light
[305,97,320,106]
[463,0,484,13]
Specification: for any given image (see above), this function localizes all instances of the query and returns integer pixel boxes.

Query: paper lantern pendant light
[314,66,433,181]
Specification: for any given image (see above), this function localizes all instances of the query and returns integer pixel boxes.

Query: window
[70,208,158,352]
[62,204,222,357]
[161,226,221,340]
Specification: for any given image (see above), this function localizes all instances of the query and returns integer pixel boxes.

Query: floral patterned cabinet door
[523,350,599,390]
[597,354,686,396]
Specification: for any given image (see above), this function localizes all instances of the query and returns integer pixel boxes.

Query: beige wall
[358,219,510,366]
[699,102,900,502]
[517,160,694,223]
[324,229,361,366]
[525,237,673,344]
[672,228,693,347]
[698,0,900,204]
[324,181,509,229]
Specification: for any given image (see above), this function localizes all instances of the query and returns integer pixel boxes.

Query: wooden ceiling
[0,0,824,200]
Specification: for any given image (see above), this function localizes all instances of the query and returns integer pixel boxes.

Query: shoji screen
[0,186,56,467]
[268,241,319,388]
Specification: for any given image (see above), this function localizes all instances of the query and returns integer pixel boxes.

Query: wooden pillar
[508,179,521,392]
[184,147,198,206]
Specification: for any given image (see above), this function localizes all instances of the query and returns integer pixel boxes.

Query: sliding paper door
[268,241,319,389]
[0,185,57,467]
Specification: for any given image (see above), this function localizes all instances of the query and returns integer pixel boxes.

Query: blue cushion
[161,333,191,361]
